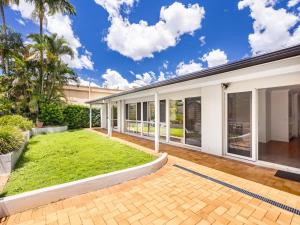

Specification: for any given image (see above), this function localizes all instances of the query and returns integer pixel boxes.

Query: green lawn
[2,130,155,196]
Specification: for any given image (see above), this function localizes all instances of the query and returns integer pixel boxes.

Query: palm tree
[0,0,19,74]
[44,33,76,101]
[0,0,19,34]
[26,0,76,36]
[25,0,76,105]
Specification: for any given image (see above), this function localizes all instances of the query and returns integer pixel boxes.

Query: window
[112,105,118,129]
[148,101,155,122]
[227,92,252,158]
[169,100,184,143]
[137,102,141,121]
[125,104,128,120]
[143,102,147,121]
[128,104,137,120]
[185,97,201,147]
[160,100,166,123]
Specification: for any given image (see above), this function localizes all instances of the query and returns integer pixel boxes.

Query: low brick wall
[0,153,168,218]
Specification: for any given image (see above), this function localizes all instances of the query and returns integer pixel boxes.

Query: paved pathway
[94,128,300,196]
[1,155,300,225]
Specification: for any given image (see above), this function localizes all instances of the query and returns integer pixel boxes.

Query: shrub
[39,103,65,126]
[0,115,33,131]
[63,105,100,129]
[0,126,24,154]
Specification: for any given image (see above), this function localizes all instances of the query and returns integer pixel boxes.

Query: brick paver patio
[1,130,300,225]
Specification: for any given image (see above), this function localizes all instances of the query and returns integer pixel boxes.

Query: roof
[87,44,300,104]
[64,84,123,93]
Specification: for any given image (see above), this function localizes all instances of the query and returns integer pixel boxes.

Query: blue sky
[7,0,300,89]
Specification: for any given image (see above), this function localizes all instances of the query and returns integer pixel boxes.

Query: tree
[26,0,76,93]
[0,0,19,34]
[26,0,76,36]
[0,0,19,74]
[44,33,77,102]
[0,32,77,119]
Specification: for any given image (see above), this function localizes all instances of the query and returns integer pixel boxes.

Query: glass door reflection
[227,92,252,158]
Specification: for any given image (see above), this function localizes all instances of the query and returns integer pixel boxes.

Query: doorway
[226,91,252,159]
[258,85,300,169]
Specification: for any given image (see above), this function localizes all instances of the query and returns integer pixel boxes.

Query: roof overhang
[87,44,300,104]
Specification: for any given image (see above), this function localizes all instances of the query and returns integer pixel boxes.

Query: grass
[2,130,155,196]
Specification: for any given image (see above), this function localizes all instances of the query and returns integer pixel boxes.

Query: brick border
[0,153,168,218]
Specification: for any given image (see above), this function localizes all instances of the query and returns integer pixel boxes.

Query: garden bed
[1,129,156,197]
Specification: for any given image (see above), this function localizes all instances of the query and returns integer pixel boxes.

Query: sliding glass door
[169,100,184,143]
[112,104,118,130]
[227,92,252,158]
[185,97,201,147]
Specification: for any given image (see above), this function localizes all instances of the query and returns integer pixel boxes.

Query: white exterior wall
[201,85,223,156]
[99,55,300,170]
[270,90,289,142]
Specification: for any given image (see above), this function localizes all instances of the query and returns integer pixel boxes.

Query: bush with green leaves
[0,115,33,131]
[63,105,100,129]
[0,126,24,154]
[39,103,65,126]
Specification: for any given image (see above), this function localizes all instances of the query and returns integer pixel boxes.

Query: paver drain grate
[173,164,300,215]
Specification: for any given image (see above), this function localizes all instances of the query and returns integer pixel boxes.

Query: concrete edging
[31,126,68,136]
[0,152,168,218]
[0,131,31,175]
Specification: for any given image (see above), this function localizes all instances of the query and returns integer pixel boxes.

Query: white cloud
[102,69,163,89]
[132,71,156,87]
[288,0,300,7]
[163,61,169,69]
[199,35,206,46]
[69,77,100,87]
[202,49,228,68]
[158,71,166,81]
[176,60,203,76]
[102,69,130,90]
[238,0,300,55]
[16,18,26,26]
[11,1,94,70]
[96,1,205,60]
[94,0,137,17]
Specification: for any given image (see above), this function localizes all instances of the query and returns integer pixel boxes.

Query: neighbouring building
[63,85,122,105]
[88,45,300,174]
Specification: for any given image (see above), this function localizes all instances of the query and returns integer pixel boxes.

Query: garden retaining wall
[0,153,168,218]
[0,126,67,175]
[31,126,68,135]
[0,131,31,175]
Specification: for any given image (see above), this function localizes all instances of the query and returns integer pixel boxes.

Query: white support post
[121,100,125,133]
[117,100,121,132]
[141,102,144,136]
[89,104,92,129]
[107,101,112,137]
[252,89,258,161]
[166,98,170,143]
[101,103,107,129]
[154,92,160,153]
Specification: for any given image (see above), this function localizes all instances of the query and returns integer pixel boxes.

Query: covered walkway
[94,128,300,196]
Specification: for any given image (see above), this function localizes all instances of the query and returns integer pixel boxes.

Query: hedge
[39,103,65,126]
[0,115,33,131]
[38,104,100,129]
[64,105,100,129]
[0,126,24,154]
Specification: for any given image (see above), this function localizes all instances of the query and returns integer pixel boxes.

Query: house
[63,84,122,105]
[87,45,300,173]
